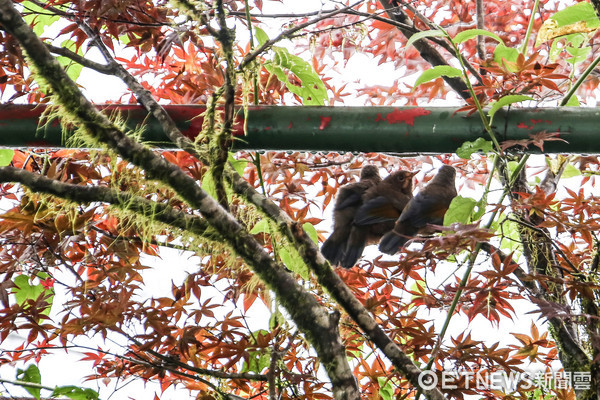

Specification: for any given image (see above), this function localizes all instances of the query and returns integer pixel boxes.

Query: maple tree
[1,0,600,399]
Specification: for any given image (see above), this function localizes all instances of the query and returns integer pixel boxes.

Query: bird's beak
[409,171,417,178]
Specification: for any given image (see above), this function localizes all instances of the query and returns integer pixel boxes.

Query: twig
[0,378,57,392]
[46,44,112,73]
[475,0,486,60]
[89,225,192,252]
[239,1,364,70]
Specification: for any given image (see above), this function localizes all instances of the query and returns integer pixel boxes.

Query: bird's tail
[321,237,345,266]
[340,227,367,269]
[378,231,409,255]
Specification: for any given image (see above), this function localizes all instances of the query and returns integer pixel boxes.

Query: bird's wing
[335,182,369,210]
[336,190,363,210]
[353,196,401,225]
[399,192,449,228]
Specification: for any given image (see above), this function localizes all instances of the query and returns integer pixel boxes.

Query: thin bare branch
[46,44,112,74]
[475,0,486,60]
[239,1,364,70]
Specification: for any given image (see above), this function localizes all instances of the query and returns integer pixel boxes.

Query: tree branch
[0,166,216,241]
[497,158,590,372]
[46,44,112,73]
[378,0,471,99]
[475,0,486,60]
[398,1,483,84]
[211,0,237,210]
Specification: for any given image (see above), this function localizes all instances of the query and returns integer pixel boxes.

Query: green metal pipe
[0,104,596,153]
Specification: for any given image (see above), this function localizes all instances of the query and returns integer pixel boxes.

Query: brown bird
[379,165,457,254]
[321,165,381,266]
[340,169,415,268]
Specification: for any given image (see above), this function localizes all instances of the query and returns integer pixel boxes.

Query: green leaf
[0,149,14,166]
[201,170,217,199]
[228,152,248,176]
[378,377,394,400]
[493,44,520,71]
[201,170,233,202]
[302,222,318,244]
[279,248,309,280]
[548,39,563,61]
[250,219,270,235]
[453,29,503,45]
[507,161,519,177]
[406,29,445,48]
[255,27,326,106]
[13,274,54,316]
[52,386,99,400]
[17,364,41,400]
[56,40,83,82]
[254,26,269,46]
[566,45,591,65]
[550,2,600,29]
[258,351,271,371]
[444,196,477,225]
[242,350,270,373]
[488,95,533,123]
[456,138,493,159]
[269,309,284,329]
[13,275,45,305]
[414,66,462,88]
[473,197,487,221]
[564,94,580,107]
[22,1,60,36]
[494,43,519,63]
[562,163,581,178]
[499,215,522,257]
[119,34,131,45]
[264,47,328,105]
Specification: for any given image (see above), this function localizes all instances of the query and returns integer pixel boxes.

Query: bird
[378,165,457,254]
[339,169,416,268]
[321,165,382,267]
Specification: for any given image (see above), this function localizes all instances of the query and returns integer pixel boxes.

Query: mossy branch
[209,0,237,211]
[496,156,590,372]
[0,166,217,241]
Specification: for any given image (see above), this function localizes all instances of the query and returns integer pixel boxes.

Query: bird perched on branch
[321,165,381,267]
[379,165,457,254]
[340,169,416,268]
